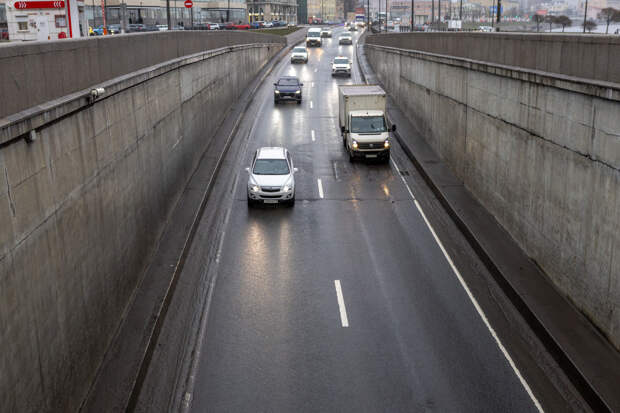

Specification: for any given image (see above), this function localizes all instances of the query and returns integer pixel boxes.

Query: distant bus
[355,14,365,22]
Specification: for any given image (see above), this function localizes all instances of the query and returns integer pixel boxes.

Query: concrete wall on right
[365,42,620,349]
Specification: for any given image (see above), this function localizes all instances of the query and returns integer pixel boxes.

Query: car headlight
[249,185,260,192]
[352,140,359,150]
[283,185,292,192]
[295,90,301,94]
[275,90,280,94]
[384,140,390,148]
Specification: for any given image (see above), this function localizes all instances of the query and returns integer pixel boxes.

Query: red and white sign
[184,0,193,7]
[14,1,65,8]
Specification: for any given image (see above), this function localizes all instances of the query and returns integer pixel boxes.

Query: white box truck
[306,27,323,47]
[338,85,395,162]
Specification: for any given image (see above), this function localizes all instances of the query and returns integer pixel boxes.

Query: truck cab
[339,85,395,162]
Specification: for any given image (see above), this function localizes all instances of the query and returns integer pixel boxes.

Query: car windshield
[308,32,320,37]
[340,34,351,38]
[293,47,306,53]
[351,116,387,133]
[253,159,290,175]
[278,79,299,86]
[334,58,349,64]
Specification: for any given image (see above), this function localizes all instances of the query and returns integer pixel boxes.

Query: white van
[306,28,323,47]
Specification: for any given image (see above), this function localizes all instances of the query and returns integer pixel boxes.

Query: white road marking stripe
[390,157,543,412]
[310,101,313,109]
[334,280,349,327]
[312,82,315,87]
[311,130,316,141]
[317,178,324,198]
[314,68,318,72]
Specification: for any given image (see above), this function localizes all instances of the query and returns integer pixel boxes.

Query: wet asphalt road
[186,28,539,412]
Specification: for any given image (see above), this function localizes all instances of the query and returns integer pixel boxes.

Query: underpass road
[180,28,560,412]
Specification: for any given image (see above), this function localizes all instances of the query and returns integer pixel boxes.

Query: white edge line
[311,129,316,141]
[317,178,324,199]
[334,280,349,327]
[390,158,544,413]
[310,100,314,109]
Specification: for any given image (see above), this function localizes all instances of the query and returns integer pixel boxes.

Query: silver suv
[246,147,298,206]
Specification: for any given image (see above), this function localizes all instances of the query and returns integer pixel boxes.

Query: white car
[247,147,298,206]
[156,24,168,31]
[208,23,220,30]
[331,56,351,77]
[291,46,308,63]
[321,29,332,37]
[339,33,353,45]
[263,21,274,28]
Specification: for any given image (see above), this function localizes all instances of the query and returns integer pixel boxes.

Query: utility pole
[385,0,387,31]
[459,0,462,20]
[490,0,495,27]
[411,0,414,29]
[227,0,230,22]
[496,0,501,23]
[431,0,434,26]
[166,0,171,28]
[438,0,441,27]
[582,0,588,32]
[379,0,381,31]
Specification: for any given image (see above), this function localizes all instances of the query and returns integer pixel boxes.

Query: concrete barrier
[0,31,285,119]
[364,41,620,350]
[365,32,620,84]
[0,41,283,411]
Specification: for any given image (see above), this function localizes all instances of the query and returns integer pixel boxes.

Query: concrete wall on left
[0,30,283,119]
[0,41,282,412]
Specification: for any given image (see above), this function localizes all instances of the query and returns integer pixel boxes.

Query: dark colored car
[274,76,303,104]
[128,24,147,32]
[1,28,9,40]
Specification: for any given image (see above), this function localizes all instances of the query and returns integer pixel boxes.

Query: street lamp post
[166,0,171,28]
[227,0,230,22]
[582,0,588,33]
[410,0,414,30]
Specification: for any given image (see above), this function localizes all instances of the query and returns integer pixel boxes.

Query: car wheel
[288,197,295,207]
[274,98,279,104]
[348,147,355,162]
[247,198,254,207]
[297,99,302,104]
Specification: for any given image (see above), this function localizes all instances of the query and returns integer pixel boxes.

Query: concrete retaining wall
[0,31,284,119]
[365,42,620,349]
[365,32,620,84]
[0,41,282,411]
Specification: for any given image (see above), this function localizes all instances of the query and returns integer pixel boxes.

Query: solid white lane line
[310,101,314,109]
[334,280,349,327]
[389,158,543,412]
[317,178,324,198]
[312,82,315,87]
[314,68,318,72]
[311,130,316,141]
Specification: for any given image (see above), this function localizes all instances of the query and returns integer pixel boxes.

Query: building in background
[297,0,307,23]
[307,0,337,21]
[247,0,297,22]
[87,0,248,28]
[4,0,87,40]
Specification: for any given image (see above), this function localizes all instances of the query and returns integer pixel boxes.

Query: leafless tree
[532,14,544,32]
[582,18,597,32]
[597,7,620,34]
[555,15,571,32]
[544,15,556,31]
